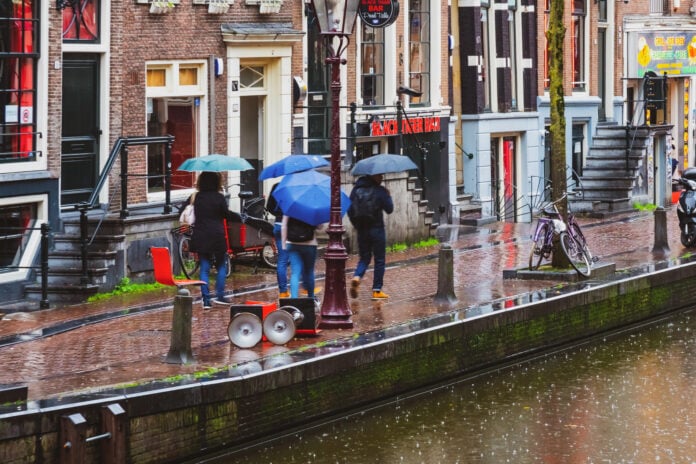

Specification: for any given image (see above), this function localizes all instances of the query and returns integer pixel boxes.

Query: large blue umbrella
[351,153,418,176]
[178,154,254,172]
[272,170,351,226]
[258,154,329,180]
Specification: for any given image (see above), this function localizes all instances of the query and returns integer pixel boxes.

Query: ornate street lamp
[310,0,360,329]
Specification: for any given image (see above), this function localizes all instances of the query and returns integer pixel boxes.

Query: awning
[221,22,304,44]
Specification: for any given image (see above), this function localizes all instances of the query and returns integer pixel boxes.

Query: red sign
[370,117,440,137]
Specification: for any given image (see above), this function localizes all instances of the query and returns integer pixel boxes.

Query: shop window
[0,0,38,162]
[361,25,384,106]
[61,0,99,42]
[408,0,430,106]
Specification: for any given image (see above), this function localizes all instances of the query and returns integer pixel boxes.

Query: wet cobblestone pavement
[0,209,687,401]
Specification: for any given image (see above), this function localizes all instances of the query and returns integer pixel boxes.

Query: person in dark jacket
[188,171,234,309]
[266,182,291,298]
[348,174,394,300]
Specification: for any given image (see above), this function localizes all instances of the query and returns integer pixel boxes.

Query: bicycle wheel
[569,222,593,263]
[528,222,551,270]
[178,235,200,279]
[560,231,591,277]
[261,243,278,268]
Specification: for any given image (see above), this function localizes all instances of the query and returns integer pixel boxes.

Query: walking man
[347,174,394,299]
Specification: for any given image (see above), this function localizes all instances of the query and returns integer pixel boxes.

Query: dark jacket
[349,175,394,228]
[189,191,234,255]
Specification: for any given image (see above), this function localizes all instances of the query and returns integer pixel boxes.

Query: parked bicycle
[528,192,594,277]
[174,190,277,279]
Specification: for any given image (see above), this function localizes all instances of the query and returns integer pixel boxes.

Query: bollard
[433,244,457,305]
[165,288,195,364]
[652,207,670,255]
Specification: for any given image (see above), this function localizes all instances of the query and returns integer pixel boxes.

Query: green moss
[87,277,165,302]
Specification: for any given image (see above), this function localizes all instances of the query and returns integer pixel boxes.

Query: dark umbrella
[258,154,329,180]
[272,170,351,226]
[351,154,418,176]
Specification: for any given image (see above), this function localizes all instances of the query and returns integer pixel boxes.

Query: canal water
[203,309,696,463]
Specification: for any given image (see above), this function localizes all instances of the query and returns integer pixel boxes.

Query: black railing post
[164,137,173,214]
[396,100,403,155]
[40,222,50,309]
[78,204,91,285]
[120,144,129,219]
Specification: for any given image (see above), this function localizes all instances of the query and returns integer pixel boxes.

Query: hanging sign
[358,0,399,28]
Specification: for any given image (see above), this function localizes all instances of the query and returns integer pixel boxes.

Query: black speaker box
[278,298,320,335]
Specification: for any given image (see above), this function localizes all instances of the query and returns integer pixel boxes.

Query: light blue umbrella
[178,154,254,172]
[259,154,329,180]
[351,154,418,176]
[272,170,351,226]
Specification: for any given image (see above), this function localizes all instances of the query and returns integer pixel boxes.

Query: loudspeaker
[263,307,304,345]
[278,298,321,336]
[227,312,262,348]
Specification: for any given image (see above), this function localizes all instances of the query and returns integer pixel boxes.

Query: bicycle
[528,193,593,277]
[174,191,278,279]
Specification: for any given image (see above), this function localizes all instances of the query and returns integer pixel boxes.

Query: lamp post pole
[319,37,353,329]
[309,0,359,329]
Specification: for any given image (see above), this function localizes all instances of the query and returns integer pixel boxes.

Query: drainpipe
[209,55,216,154]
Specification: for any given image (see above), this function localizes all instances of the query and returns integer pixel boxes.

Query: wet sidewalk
[0,208,685,401]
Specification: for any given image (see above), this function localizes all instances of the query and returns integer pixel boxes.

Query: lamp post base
[319,227,353,329]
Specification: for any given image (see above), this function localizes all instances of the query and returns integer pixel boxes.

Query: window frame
[360,24,385,107]
[407,0,430,106]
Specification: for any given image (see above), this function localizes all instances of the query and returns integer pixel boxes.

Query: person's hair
[196,171,222,192]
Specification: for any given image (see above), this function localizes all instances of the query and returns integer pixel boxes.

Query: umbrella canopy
[178,154,254,172]
[272,170,351,226]
[351,154,418,176]
[258,154,329,180]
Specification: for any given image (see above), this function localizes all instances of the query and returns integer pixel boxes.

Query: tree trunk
[548,0,570,268]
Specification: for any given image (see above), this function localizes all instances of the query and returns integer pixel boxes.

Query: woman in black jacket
[188,171,234,309]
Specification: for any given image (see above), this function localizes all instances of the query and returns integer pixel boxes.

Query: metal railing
[75,135,175,284]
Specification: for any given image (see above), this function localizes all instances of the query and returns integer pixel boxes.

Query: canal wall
[1,260,694,463]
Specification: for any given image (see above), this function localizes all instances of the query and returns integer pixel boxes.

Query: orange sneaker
[278,290,290,298]
[371,290,389,300]
[350,277,360,298]
[300,287,322,296]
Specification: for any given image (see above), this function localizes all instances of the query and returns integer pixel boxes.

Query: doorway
[240,95,264,196]
[61,54,100,206]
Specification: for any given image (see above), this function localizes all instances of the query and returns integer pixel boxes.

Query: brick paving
[0,208,687,401]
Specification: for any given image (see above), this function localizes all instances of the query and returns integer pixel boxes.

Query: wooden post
[100,403,127,464]
[60,413,87,464]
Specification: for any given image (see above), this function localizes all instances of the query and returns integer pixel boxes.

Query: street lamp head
[311,0,361,35]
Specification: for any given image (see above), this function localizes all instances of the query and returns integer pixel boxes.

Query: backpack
[286,217,314,242]
[348,185,380,227]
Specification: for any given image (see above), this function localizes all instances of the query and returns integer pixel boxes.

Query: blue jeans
[354,226,386,291]
[273,223,290,293]
[286,243,317,298]
[199,251,227,303]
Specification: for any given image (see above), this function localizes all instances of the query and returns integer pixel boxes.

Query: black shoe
[202,300,212,310]
[212,297,232,306]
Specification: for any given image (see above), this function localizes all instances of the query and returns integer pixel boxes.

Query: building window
[571,0,586,91]
[408,0,429,106]
[240,66,265,90]
[0,202,36,271]
[361,24,384,107]
[508,5,518,111]
[0,0,38,163]
[62,0,99,42]
[481,5,491,111]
